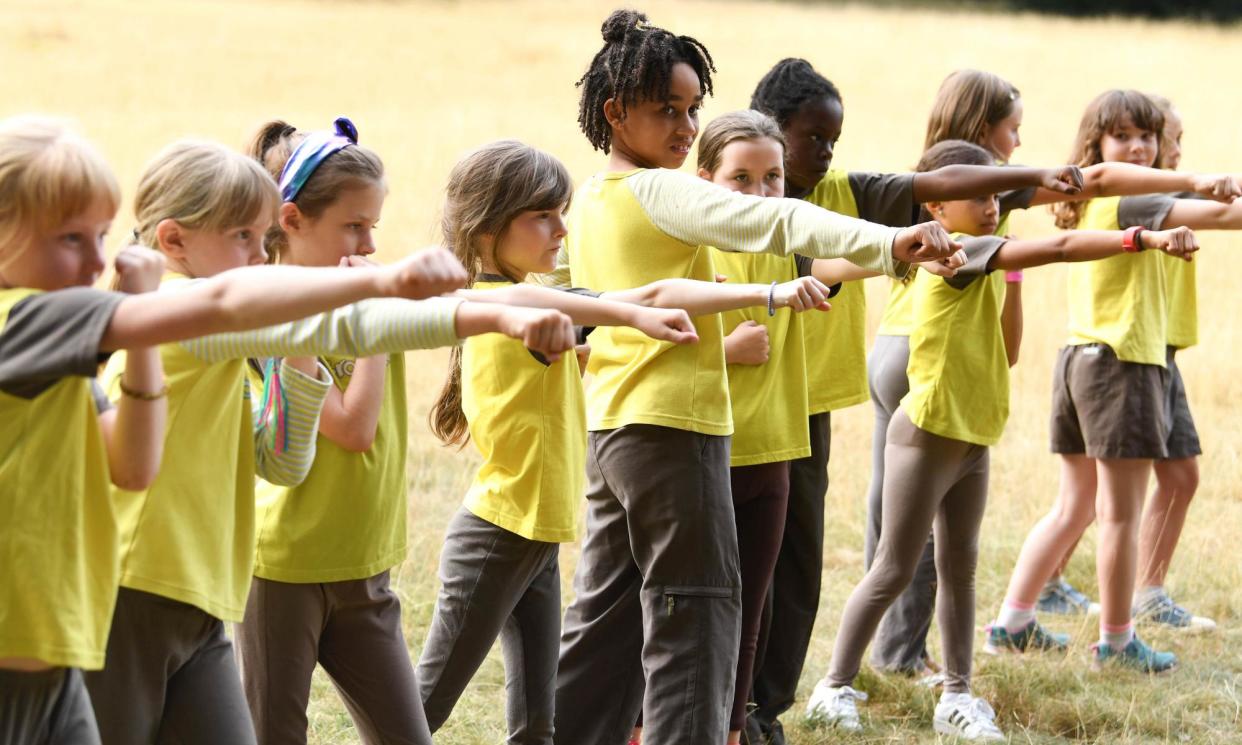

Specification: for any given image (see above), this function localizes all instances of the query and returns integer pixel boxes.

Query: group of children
[2,7,1238,745]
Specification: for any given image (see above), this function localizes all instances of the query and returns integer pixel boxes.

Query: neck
[163,256,197,278]
[787,182,813,200]
[609,142,656,172]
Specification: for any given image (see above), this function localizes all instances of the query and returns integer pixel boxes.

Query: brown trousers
[1,667,99,745]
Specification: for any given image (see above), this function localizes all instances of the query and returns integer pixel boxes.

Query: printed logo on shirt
[333,359,356,380]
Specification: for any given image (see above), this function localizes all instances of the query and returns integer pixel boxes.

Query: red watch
[1122,226,1146,253]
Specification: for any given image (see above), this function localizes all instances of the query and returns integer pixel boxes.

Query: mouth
[670,142,692,157]
[980,221,999,234]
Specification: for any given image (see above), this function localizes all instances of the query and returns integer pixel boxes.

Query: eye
[662,105,676,116]
[688,105,700,117]
[734,174,749,183]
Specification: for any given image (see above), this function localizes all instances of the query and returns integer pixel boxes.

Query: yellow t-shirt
[253,354,409,583]
[713,250,811,465]
[1164,253,1197,350]
[461,279,586,542]
[902,234,1010,446]
[0,287,123,669]
[1066,195,1177,366]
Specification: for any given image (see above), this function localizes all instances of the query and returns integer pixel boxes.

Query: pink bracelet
[1005,271,1024,283]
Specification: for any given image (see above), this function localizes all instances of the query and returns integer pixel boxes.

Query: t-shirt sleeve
[998,186,1037,214]
[944,236,1007,290]
[847,172,919,227]
[0,287,126,398]
[1118,194,1177,230]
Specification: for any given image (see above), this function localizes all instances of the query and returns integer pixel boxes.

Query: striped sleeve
[179,297,463,364]
[626,169,904,277]
[252,359,332,487]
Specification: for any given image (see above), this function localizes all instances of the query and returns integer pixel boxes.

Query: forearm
[607,278,768,316]
[456,285,644,327]
[1001,282,1023,367]
[105,348,167,491]
[912,165,1045,203]
[253,359,332,487]
[1082,162,1192,200]
[811,258,879,284]
[318,356,387,452]
[991,232,1125,270]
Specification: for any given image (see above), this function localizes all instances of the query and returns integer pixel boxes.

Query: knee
[1155,459,1200,504]
[866,554,920,601]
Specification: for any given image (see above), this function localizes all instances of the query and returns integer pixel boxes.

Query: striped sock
[1099,622,1134,651]
[997,600,1036,633]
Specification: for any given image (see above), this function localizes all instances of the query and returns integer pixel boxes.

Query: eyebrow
[667,94,705,103]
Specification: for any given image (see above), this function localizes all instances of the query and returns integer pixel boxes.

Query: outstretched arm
[604,276,832,316]
[1162,198,1242,230]
[1027,163,1241,207]
[912,164,1082,204]
[989,227,1198,271]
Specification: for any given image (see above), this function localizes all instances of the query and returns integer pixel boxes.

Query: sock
[1134,585,1165,607]
[996,600,1036,633]
[1099,622,1134,651]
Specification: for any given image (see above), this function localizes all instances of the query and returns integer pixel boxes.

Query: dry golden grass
[3,0,1241,741]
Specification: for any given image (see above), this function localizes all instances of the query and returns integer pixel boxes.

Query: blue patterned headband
[277,117,359,203]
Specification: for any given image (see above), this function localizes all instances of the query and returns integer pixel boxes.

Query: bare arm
[1001,280,1023,368]
[989,227,1198,271]
[315,356,388,453]
[603,276,832,316]
[98,348,165,491]
[1161,198,1242,230]
[1028,163,1241,207]
[912,164,1082,204]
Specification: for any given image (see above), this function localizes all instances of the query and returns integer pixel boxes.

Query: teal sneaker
[983,620,1069,655]
[1091,636,1178,674]
[1133,590,1217,633]
[1036,577,1100,615]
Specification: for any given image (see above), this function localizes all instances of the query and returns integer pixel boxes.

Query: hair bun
[601,9,647,43]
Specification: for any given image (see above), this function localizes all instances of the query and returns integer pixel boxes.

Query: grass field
[3,0,1241,742]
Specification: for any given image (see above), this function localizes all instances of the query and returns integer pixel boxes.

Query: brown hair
[1148,93,1180,168]
[0,116,120,271]
[696,109,786,174]
[924,69,1020,156]
[428,140,574,447]
[1053,90,1165,229]
[133,140,279,255]
[246,119,385,262]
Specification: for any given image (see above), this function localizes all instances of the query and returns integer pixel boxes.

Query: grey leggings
[829,409,989,694]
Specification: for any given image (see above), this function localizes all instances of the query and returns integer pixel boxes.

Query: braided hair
[576,9,716,153]
[750,58,842,127]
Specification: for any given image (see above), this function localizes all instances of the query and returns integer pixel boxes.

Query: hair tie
[277,116,358,203]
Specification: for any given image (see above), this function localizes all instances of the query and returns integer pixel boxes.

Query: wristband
[767,281,778,317]
[119,379,169,401]
[1122,226,1145,253]
[1004,271,1024,283]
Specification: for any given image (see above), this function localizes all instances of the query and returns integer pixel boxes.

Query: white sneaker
[933,692,1005,742]
[804,679,868,732]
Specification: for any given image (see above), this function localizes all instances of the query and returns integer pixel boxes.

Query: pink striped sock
[996,600,1036,633]
[1099,622,1134,651]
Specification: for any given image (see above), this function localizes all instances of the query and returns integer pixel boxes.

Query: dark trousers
[0,668,99,745]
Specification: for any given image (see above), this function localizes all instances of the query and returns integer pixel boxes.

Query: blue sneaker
[983,620,1070,655]
[1091,635,1178,674]
[1036,577,1100,615]
[1133,589,1217,633]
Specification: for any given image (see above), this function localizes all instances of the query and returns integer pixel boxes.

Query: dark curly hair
[749,58,842,127]
[576,9,716,153]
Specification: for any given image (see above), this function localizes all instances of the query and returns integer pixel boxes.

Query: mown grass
[3,0,1240,741]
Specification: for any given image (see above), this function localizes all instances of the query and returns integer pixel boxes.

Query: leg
[932,448,990,695]
[500,547,562,745]
[157,618,257,745]
[1094,458,1153,631]
[0,668,101,745]
[729,461,790,738]
[750,412,828,735]
[554,432,645,745]
[234,578,325,745]
[319,571,430,745]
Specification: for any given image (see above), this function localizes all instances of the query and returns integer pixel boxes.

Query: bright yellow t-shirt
[1066,196,1174,366]
[461,279,586,542]
[253,353,409,583]
[902,234,1010,446]
[713,250,811,466]
[1164,253,1197,350]
[0,288,119,669]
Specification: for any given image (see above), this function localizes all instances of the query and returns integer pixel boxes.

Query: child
[987,90,1242,672]
[805,138,1197,739]
[545,11,961,744]
[417,139,833,745]
[79,136,577,745]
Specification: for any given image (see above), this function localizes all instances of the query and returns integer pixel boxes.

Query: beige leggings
[827,409,989,694]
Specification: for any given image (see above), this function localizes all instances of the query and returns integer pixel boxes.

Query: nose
[822,140,834,162]
[87,239,107,275]
[359,230,377,256]
[252,239,269,265]
[676,110,697,138]
[551,214,568,239]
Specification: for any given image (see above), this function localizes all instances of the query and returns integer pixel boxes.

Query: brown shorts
[1050,344,1169,460]
[1163,347,1202,460]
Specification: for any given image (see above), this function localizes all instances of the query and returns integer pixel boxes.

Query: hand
[1146,226,1199,262]
[892,221,962,264]
[714,274,728,283]
[773,276,832,312]
[917,248,967,278]
[724,320,769,365]
[496,306,576,362]
[574,343,591,376]
[1191,174,1241,203]
[632,307,699,345]
[1041,165,1084,194]
[384,247,468,299]
[113,244,166,294]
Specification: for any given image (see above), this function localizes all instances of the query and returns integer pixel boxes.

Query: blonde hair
[1148,93,1180,168]
[0,116,120,270]
[924,70,1020,156]
[696,109,786,175]
[247,120,385,263]
[429,140,574,447]
[1053,90,1165,229]
[133,140,280,254]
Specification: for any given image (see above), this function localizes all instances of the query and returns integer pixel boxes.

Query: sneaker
[804,680,867,732]
[933,693,1006,742]
[1091,635,1178,674]
[983,620,1070,655]
[1037,577,1100,615]
[1133,590,1217,633]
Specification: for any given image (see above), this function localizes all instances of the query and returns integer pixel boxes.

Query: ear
[696,167,713,180]
[603,98,626,129]
[154,219,186,258]
[279,201,304,234]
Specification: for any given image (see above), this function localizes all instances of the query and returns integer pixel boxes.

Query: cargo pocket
[663,585,733,617]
